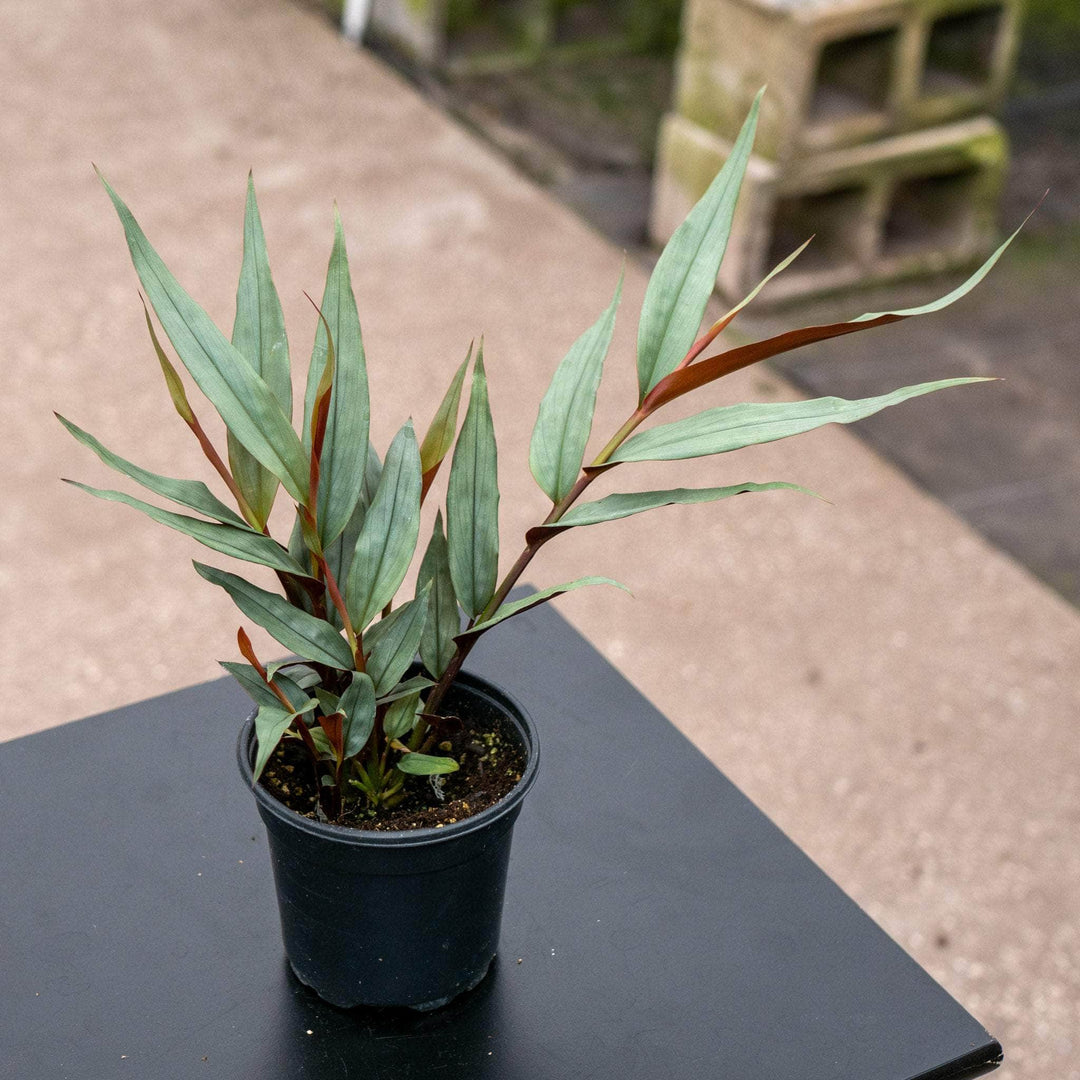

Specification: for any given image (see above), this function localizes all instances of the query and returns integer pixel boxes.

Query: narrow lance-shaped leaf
[346,422,422,631]
[139,296,256,521]
[377,675,433,705]
[221,661,309,712]
[446,344,499,619]
[266,661,321,688]
[142,296,195,425]
[64,481,309,576]
[317,439,383,628]
[530,271,622,503]
[613,378,993,464]
[457,577,630,642]
[194,562,355,670]
[383,692,422,741]
[420,346,471,500]
[395,752,459,777]
[644,219,1026,413]
[416,510,459,679]
[337,671,377,758]
[229,175,291,529]
[363,586,431,697]
[636,89,762,401]
[303,210,369,548]
[529,482,816,540]
[56,413,247,526]
[97,172,309,503]
[251,702,317,782]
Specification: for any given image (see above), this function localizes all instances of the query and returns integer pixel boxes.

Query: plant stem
[185,412,260,527]
[316,551,362,666]
[424,401,653,715]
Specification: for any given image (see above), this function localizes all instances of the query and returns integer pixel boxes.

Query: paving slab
[0,2,1077,1077]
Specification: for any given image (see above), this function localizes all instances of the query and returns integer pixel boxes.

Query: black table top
[0,603,1002,1079]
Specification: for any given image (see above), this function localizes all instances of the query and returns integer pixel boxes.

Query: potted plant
[61,95,1016,1010]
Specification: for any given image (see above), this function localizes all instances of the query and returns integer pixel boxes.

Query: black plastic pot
[237,670,539,1011]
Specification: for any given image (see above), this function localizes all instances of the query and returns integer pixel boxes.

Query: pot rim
[237,668,540,850]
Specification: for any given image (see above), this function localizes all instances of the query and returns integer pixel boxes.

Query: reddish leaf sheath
[643,315,902,413]
[318,711,344,761]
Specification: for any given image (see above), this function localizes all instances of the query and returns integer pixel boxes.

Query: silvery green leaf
[636,90,761,400]
[416,510,460,679]
[229,176,291,529]
[611,379,992,463]
[194,562,355,670]
[57,414,247,526]
[65,482,307,576]
[338,671,376,758]
[383,691,422,741]
[530,272,622,502]
[99,173,309,503]
[346,422,422,630]
[446,344,499,618]
[363,587,430,697]
[532,482,814,533]
[223,662,309,712]
[377,675,433,705]
[253,699,324,782]
[303,211,370,548]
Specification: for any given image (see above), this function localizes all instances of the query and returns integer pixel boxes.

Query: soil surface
[261,709,526,831]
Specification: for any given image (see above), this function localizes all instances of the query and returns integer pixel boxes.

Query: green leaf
[229,175,291,529]
[611,378,993,464]
[420,347,471,488]
[346,422,422,630]
[272,662,321,689]
[446,344,500,618]
[715,237,813,328]
[416,511,460,679]
[458,577,630,642]
[321,440,383,626]
[141,296,196,425]
[338,671,376,758]
[395,753,459,777]
[194,561,355,669]
[383,691,422,741]
[98,172,309,503]
[315,687,341,715]
[308,727,334,758]
[363,587,430,697]
[56,414,247,526]
[65,481,308,576]
[303,210,369,548]
[228,660,308,712]
[530,272,622,502]
[252,699,320,782]
[854,220,1025,322]
[636,89,762,401]
[534,482,815,534]
[221,661,281,710]
[377,675,433,705]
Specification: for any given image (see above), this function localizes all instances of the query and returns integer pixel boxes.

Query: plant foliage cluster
[63,95,1013,823]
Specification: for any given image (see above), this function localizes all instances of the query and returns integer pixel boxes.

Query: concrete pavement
[0,0,1076,1074]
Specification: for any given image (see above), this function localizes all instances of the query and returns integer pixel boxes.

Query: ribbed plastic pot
[237,671,539,1010]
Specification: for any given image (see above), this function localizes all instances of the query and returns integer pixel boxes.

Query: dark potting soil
[260,709,525,832]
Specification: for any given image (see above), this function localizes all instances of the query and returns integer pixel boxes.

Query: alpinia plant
[62,95,1016,823]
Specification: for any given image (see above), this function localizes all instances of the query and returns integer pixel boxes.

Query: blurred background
[1,0,1077,1076]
